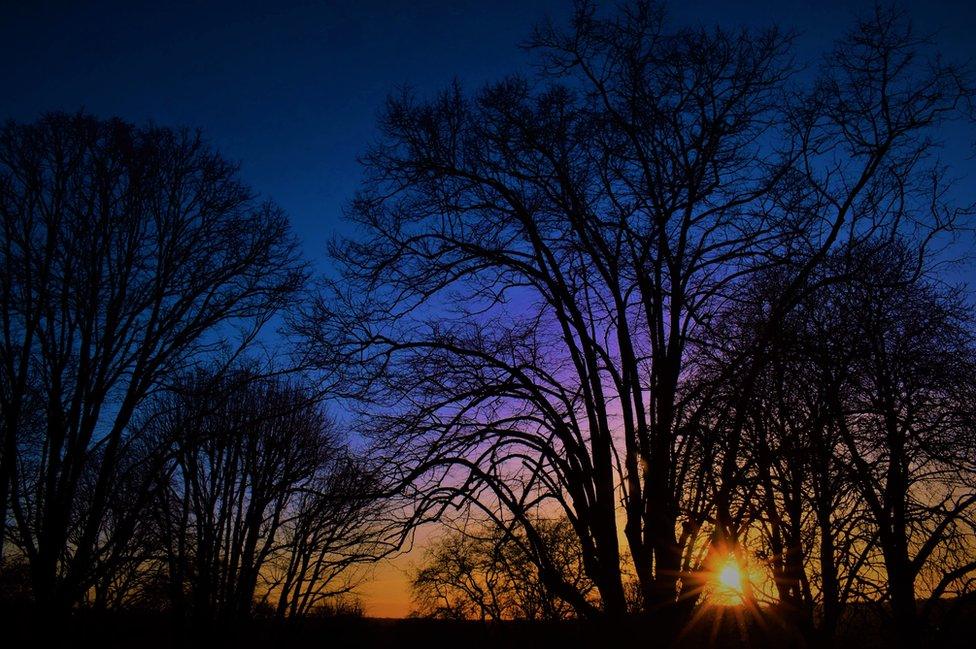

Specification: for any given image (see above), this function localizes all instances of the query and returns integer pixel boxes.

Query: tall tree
[0,112,305,611]
[305,0,799,620]
[823,244,976,645]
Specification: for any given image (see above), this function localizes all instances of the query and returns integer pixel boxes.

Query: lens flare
[710,558,746,606]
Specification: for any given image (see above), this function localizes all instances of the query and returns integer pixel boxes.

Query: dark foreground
[3,605,974,649]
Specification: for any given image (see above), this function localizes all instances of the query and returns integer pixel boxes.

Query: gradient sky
[2,0,974,617]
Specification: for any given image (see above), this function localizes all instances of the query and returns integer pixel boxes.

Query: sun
[718,561,743,591]
[710,558,746,606]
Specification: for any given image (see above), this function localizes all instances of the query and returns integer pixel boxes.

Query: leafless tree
[701,235,976,646]
[703,254,882,642]
[270,451,389,619]
[707,2,974,579]
[302,0,799,621]
[819,244,976,644]
[0,112,306,612]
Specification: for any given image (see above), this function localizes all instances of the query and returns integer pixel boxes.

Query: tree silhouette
[0,112,305,613]
[410,518,593,621]
[145,368,387,622]
[1,4,975,646]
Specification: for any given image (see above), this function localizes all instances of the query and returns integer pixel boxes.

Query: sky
[2,0,974,617]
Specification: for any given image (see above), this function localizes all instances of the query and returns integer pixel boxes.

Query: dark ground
[2,604,974,649]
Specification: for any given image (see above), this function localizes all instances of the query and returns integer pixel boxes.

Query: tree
[704,254,880,642]
[820,244,976,644]
[706,3,974,585]
[0,112,306,612]
[304,0,799,620]
[271,445,389,619]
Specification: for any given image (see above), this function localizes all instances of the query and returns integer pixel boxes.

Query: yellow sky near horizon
[358,555,416,618]
[357,527,433,618]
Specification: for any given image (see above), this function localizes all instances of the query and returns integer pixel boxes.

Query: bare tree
[700,234,976,647]
[707,3,974,580]
[271,452,389,619]
[155,370,323,620]
[704,256,880,642]
[821,244,976,645]
[302,0,799,621]
[0,112,306,612]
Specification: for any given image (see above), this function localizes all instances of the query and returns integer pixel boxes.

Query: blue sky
[2,0,974,274]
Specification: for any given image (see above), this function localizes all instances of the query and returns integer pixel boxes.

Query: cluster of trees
[298,1,976,645]
[0,114,387,620]
[721,242,976,639]
[137,368,386,620]
[410,518,593,621]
